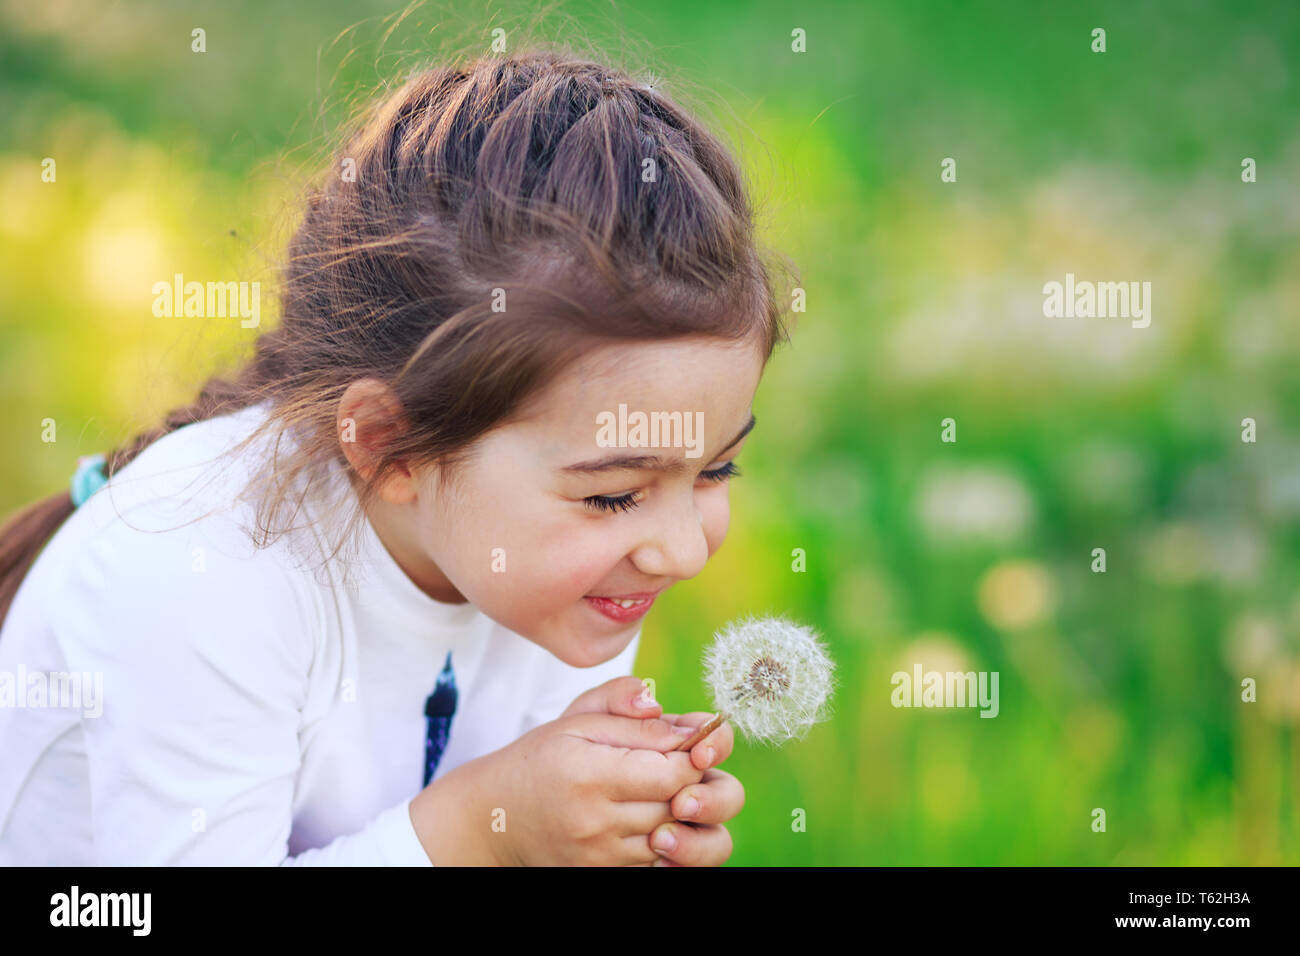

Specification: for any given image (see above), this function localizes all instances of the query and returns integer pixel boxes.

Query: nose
[631,489,711,581]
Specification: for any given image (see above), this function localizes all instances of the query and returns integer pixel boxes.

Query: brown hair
[0,45,796,626]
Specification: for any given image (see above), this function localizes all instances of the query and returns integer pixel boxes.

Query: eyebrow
[561,413,757,476]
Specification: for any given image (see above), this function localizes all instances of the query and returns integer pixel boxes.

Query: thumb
[560,676,662,720]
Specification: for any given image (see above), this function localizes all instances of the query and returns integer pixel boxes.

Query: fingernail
[672,724,695,736]
[704,747,716,766]
[634,686,657,709]
[680,796,700,818]
[653,828,677,853]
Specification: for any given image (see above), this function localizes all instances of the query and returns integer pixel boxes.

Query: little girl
[0,48,792,866]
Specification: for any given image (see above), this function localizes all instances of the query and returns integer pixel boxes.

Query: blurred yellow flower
[895,631,972,678]
[977,559,1056,631]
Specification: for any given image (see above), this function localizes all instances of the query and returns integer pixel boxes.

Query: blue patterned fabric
[422,651,457,787]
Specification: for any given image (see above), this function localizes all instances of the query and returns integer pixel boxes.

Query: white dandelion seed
[674,615,837,751]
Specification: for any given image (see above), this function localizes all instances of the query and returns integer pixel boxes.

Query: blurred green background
[3,0,1298,864]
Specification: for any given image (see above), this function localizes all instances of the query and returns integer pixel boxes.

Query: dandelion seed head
[703,615,836,745]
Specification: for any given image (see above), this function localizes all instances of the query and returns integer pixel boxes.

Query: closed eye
[582,460,742,514]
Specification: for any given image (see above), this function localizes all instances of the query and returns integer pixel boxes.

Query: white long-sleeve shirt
[0,401,640,865]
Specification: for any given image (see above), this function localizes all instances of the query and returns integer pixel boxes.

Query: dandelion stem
[671,710,731,752]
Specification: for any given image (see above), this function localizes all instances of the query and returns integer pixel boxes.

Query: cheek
[700,489,732,556]
[478,512,625,605]
[541,524,628,596]
[423,486,535,595]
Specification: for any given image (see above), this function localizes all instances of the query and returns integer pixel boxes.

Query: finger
[559,711,697,753]
[660,711,710,729]
[601,834,676,866]
[619,834,663,865]
[557,716,704,801]
[662,711,735,771]
[648,821,733,867]
[611,799,676,836]
[691,720,734,771]
[605,746,705,802]
[668,768,744,825]
[560,676,663,720]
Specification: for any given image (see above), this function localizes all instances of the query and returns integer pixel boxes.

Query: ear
[337,378,417,503]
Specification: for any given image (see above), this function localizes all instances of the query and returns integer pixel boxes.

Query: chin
[563,632,632,669]
[514,609,634,668]
[507,619,601,668]
[554,643,608,669]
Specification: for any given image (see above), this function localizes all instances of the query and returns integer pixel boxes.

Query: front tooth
[616,599,639,608]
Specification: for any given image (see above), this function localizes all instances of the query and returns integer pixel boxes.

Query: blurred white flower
[703,615,836,746]
[1221,613,1285,674]
[916,463,1035,545]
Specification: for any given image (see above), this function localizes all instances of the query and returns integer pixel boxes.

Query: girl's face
[344,333,766,668]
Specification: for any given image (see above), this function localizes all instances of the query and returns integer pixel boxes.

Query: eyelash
[583,461,742,514]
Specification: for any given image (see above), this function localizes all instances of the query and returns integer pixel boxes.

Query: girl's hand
[570,683,745,866]
[560,681,744,866]
[649,711,744,866]
[452,677,706,866]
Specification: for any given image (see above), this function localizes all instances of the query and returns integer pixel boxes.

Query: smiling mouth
[592,597,652,608]
[583,590,663,622]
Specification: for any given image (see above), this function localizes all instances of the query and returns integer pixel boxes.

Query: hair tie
[70,453,108,507]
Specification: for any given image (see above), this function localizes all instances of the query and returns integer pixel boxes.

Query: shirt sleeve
[278,798,431,867]
[51,513,430,866]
